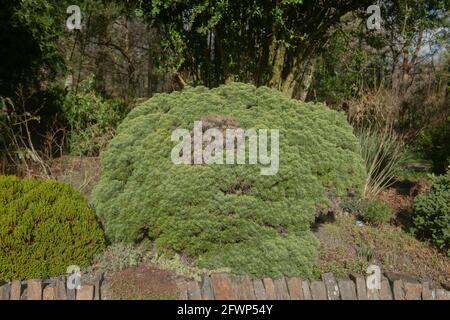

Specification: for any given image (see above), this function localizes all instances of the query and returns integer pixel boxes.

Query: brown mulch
[378,180,431,228]
[379,188,414,227]
[103,265,184,300]
[315,216,450,288]
[50,156,101,199]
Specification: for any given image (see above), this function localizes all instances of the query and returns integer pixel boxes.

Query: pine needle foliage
[92,83,366,278]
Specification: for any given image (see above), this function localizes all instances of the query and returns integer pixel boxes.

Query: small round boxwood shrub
[92,83,366,278]
[0,176,106,281]
[411,172,450,255]
[361,200,391,226]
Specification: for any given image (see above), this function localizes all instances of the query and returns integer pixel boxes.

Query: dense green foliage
[142,0,372,97]
[411,171,450,254]
[362,199,391,226]
[417,118,450,174]
[0,176,106,281]
[63,76,128,156]
[312,29,366,106]
[0,0,66,99]
[92,83,366,278]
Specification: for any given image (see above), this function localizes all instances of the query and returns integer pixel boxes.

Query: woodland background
[0,0,448,175]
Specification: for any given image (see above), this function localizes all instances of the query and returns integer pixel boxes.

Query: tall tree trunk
[295,60,316,101]
[268,36,286,91]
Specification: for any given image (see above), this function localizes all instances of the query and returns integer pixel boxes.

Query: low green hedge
[0,176,106,281]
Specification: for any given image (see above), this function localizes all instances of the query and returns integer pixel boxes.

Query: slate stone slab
[365,270,380,299]
[392,280,405,300]
[421,282,435,300]
[0,283,10,300]
[10,281,22,300]
[366,285,380,300]
[436,289,450,300]
[43,285,55,300]
[350,274,367,300]
[263,278,276,300]
[54,277,67,300]
[273,278,290,300]
[100,281,110,301]
[201,275,215,300]
[380,277,393,300]
[232,275,255,300]
[27,279,43,300]
[286,277,303,300]
[211,273,234,300]
[337,279,357,300]
[253,279,266,300]
[67,287,76,300]
[188,281,202,300]
[93,273,103,300]
[322,273,340,300]
[76,285,94,300]
[177,281,189,300]
[301,280,312,300]
[403,282,422,300]
[21,288,28,300]
[310,281,327,300]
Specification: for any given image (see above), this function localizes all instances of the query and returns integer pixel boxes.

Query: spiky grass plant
[357,123,405,199]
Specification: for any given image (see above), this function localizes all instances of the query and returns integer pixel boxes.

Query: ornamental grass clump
[92,83,366,278]
[0,175,106,281]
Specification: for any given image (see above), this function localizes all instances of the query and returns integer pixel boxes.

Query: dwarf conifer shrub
[92,83,366,278]
[0,176,106,281]
[411,172,450,254]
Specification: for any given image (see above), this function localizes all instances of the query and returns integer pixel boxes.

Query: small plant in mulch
[361,199,391,226]
[90,242,208,281]
[105,265,181,300]
[314,216,450,287]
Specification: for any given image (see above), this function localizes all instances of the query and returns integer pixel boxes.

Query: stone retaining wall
[179,272,450,300]
[0,274,103,301]
[1,272,449,300]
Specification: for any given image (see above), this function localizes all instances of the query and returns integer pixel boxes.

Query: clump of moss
[92,83,366,278]
[0,175,106,281]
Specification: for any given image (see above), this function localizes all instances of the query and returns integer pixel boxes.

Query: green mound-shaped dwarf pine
[0,176,106,281]
[92,83,366,278]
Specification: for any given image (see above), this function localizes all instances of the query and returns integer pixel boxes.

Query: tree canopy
[141,0,374,98]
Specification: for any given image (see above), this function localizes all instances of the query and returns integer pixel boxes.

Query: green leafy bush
[362,199,391,226]
[417,118,450,174]
[312,32,365,107]
[63,76,127,156]
[92,83,366,278]
[411,172,450,254]
[0,175,106,281]
[340,198,363,216]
